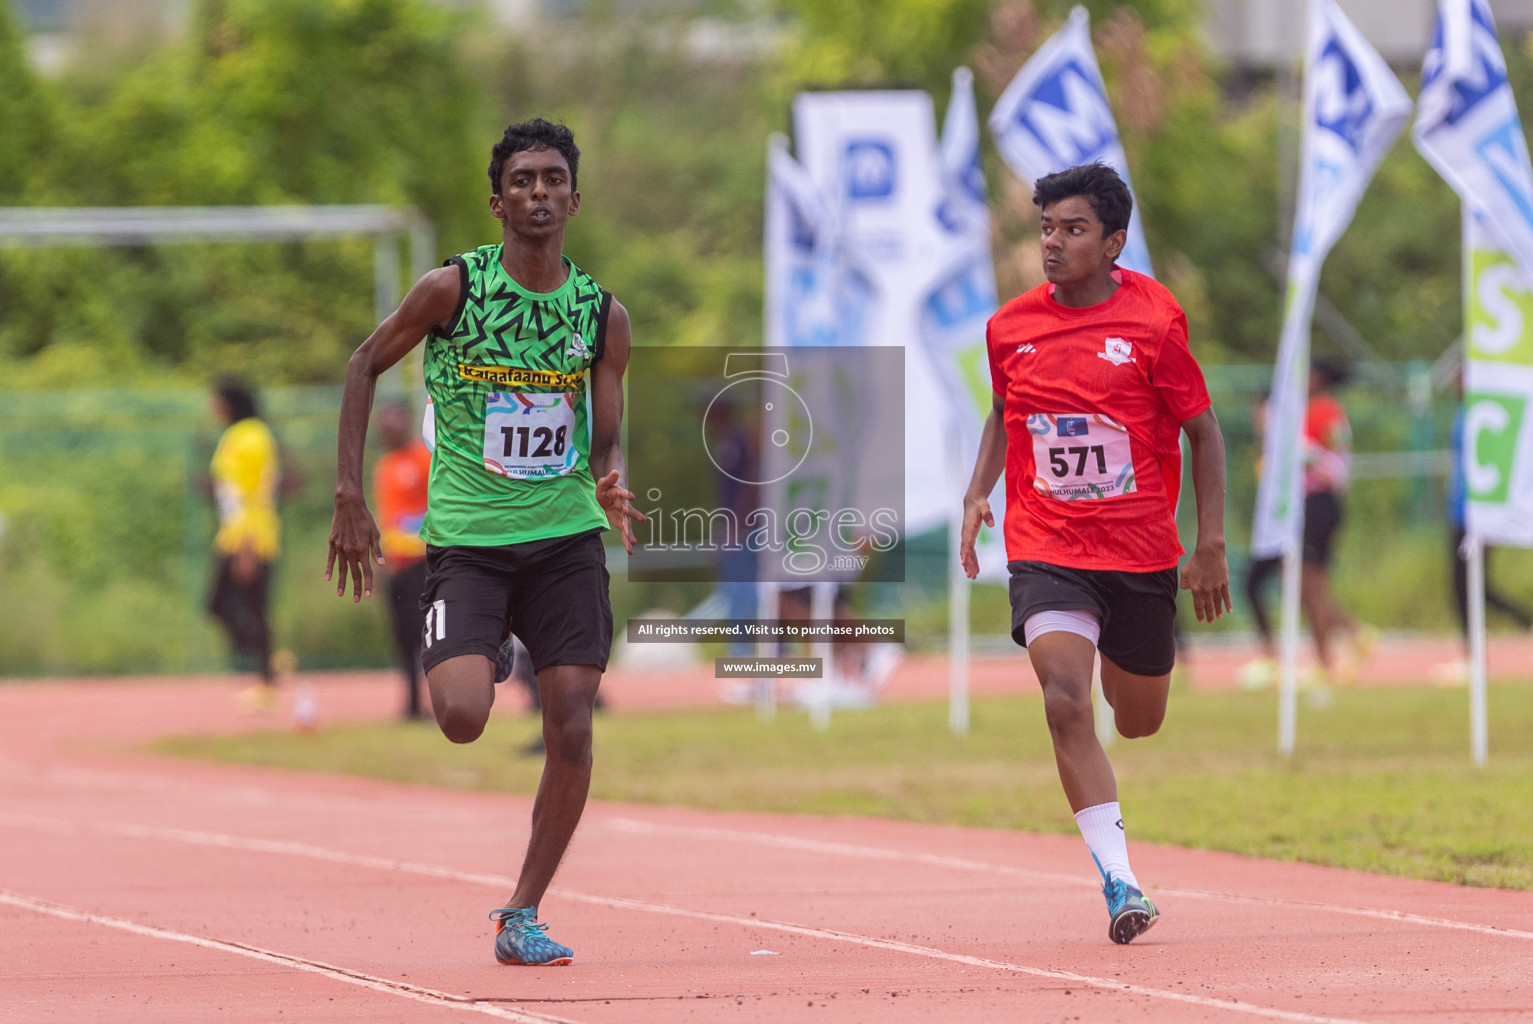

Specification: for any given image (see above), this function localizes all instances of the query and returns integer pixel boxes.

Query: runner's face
[1039,196,1125,286]
[491,147,579,239]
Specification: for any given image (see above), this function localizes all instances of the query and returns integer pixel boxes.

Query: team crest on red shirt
[1098,337,1134,366]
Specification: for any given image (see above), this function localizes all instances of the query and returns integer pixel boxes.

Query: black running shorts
[419,528,613,674]
[1007,560,1180,677]
[1301,491,1344,568]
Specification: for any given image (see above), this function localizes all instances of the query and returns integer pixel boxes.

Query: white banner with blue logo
[1416,0,1533,289]
[920,67,1007,580]
[1416,0,1533,549]
[987,5,1153,277]
[791,91,953,534]
[1250,0,1412,558]
[764,134,874,353]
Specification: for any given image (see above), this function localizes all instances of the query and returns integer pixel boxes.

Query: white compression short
[1022,608,1101,648]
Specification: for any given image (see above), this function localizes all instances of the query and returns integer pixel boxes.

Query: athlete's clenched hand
[1180,544,1232,623]
[959,495,995,581]
[326,491,383,602]
[596,470,646,555]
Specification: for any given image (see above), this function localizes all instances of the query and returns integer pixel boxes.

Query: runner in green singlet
[327,118,643,967]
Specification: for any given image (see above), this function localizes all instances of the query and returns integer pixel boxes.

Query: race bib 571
[1028,413,1136,501]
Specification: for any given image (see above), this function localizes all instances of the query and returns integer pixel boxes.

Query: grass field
[156,681,1533,890]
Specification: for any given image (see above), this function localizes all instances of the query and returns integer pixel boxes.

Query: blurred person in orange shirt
[374,401,432,720]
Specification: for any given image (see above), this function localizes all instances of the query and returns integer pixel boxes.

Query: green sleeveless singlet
[420,244,611,547]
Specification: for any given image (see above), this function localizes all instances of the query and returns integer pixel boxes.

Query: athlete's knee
[1115,705,1165,739]
[435,695,491,744]
[1041,682,1094,739]
[544,709,593,767]
[426,656,496,743]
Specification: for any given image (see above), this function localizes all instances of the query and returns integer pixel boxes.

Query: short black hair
[214,377,258,423]
[1312,357,1352,390]
[1032,163,1132,238]
[488,118,580,195]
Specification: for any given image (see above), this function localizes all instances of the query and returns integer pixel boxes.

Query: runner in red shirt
[959,163,1231,944]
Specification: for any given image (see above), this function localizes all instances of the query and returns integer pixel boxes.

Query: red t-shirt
[1303,394,1351,495]
[986,269,1211,572]
[374,441,432,566]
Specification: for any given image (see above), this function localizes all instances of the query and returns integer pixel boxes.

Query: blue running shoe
[1092,854,1158,945]
[490,906,573,966]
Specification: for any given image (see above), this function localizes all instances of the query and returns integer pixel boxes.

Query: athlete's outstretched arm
[960,393,1009,579]
[590,299,646,555]
[1180,406,1232,622]
[327,266,460,602]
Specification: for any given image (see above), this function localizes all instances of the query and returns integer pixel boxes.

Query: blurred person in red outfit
[1298,359,1374,682]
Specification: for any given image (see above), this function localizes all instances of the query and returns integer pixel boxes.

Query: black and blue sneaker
[490,905,574,966]
[1093,854,1158,945]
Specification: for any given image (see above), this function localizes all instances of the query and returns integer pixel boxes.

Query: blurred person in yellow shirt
[207,378,281,713]
[373,401,432,720]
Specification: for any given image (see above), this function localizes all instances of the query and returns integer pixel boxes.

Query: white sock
[1074,801,1139,890]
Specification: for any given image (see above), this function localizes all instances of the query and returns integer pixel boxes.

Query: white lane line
[2,814,1369,1024]
[601,817,1533,942]
[0,888,581,1024]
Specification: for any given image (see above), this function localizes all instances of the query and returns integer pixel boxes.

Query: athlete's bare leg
[1099,657,1171,739]
[427,654,496,743]
[508,664,601,910]
[1300,564,1356,672]
[1029,631,1116,813]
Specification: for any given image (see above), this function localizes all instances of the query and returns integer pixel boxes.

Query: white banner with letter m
[987,4,1152,277]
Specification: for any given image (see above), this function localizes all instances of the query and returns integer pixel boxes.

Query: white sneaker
[1238,657,1277,691]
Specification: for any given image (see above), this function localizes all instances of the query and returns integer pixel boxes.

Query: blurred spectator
[373,401,432,720]
[1241,363,1376,688]
[1298,359,1375,683]
[1240,391,1282,689]
[207,378,281,713]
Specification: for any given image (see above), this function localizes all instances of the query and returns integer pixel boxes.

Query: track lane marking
[601,817,1533,942]
[0,888,582,1024]
[2,813,1373,1024]
[12,761,1531,942]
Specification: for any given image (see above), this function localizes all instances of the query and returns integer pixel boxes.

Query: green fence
[0,370,1526,677]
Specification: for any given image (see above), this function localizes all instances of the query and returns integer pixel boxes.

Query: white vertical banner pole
[1278,540,1303,755]
[755,581,778,722]
[948,441,970,736]
[1466,533,1489,764]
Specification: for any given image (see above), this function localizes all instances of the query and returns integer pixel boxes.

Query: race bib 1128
[1028,413,1136,501]
[483,392,580,479]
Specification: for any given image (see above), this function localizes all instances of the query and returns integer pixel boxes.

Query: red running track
[2,672,1532,1023]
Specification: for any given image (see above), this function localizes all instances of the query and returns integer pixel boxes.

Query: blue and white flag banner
[764,134,873,353]
[1416,0,1533,288]
[1416,0,1533,547]
[923,67,1006,580]
[1251,0,1412,558]
[987,5,1153,277]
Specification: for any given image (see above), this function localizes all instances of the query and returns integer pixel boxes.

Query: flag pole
[1465,532,1489,764]
[1278,538,1302,756]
